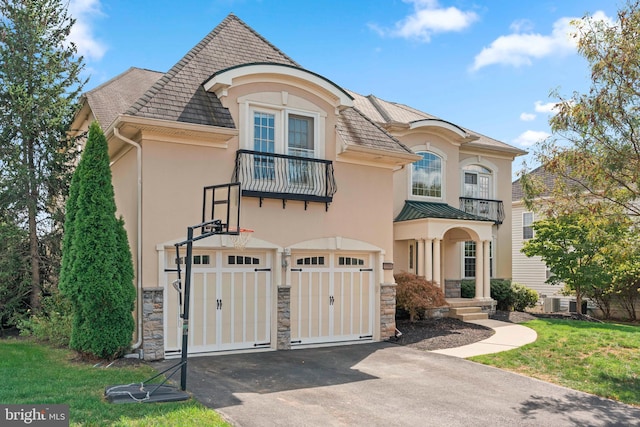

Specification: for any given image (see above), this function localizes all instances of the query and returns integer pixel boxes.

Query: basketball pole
[180,226,194,391]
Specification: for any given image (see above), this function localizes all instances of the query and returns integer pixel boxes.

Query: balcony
[459,197,504,224]
[233,149,337,209]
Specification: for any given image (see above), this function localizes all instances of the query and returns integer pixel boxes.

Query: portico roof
[394,200,493,223]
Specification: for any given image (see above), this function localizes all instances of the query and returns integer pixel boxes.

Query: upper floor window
[523,212,534,240]
[251,108,317,158]
[463,165,492,199]
[412,151,442,198]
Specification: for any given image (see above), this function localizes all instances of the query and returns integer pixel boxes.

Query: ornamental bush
[59,122,135,359]
[490,279,514,311]
[395,272,447,322]
[512,282,539,312]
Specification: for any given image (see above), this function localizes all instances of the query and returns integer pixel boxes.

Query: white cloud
[372,0,479,42]
[534,101,558,114]
[68,0,107,61]
[520,112,536,121]
[470,11,612,71]
[513,130,551,147]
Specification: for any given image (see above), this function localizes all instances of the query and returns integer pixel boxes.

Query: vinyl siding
[511,203,562,298]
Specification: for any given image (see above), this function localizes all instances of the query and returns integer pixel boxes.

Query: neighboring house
[512,165,561,299]
[69,14,525,361]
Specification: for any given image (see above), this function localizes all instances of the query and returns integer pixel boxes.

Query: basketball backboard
[202,182,240,235]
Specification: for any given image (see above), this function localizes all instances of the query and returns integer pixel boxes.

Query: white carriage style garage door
[164,250,272,357]
[290,252,375,346]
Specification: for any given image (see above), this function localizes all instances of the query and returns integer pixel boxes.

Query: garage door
[290,252,375,346]
[165,250,272,357]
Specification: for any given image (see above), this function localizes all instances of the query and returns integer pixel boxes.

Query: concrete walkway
[432,318,538,358]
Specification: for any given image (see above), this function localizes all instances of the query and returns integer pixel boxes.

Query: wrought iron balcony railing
[233,149,337,209]
[459,197,504,224]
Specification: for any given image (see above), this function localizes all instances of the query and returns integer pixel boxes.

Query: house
[69,14,525,361]
[511,165,557,299]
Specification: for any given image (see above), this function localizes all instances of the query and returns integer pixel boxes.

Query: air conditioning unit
[543,297,560,313]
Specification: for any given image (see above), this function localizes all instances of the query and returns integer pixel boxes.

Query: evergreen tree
[60,122,135,359]
[0,0,86,311]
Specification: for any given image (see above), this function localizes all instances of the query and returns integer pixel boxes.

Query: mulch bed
[393,310,604,352]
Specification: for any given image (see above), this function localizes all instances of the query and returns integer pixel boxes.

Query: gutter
[113,127,143,352]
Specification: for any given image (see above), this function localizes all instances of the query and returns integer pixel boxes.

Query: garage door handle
[291,268,302,272]
[360,268,373,272]
[254,268,271,272]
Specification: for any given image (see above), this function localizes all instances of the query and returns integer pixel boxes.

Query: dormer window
[411,151,442,198]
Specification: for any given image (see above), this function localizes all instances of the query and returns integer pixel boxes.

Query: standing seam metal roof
[394,200,494,222]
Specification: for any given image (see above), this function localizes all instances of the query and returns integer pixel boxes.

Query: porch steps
[449,306,488,321]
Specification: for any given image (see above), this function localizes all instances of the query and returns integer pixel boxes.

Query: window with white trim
[462,165,492,199]
[523,212,534,240]
[411,151,442,198]
[250,107,318,158]
[463,241,494,278]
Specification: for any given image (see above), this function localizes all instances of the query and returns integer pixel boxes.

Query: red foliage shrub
[395,272,448,322]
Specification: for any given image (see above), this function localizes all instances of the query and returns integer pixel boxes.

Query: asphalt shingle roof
[84,67,163,129]
[394,200,494,222]
[81,13,521,160]
[126,14,298,128]
[336,107,414,156]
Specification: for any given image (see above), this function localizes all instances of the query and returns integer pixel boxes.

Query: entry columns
[432,238,441,286]
[424,239,433,282]
[483,240,491,299]
[417,239,425,278]
[475,240,483,299]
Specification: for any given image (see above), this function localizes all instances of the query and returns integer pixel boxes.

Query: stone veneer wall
[380,283,396,340]
[277,286,291,350]
[142,288,164,361]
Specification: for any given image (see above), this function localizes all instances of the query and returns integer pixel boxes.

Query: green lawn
[470,318,640,406]
[0,339,230,426]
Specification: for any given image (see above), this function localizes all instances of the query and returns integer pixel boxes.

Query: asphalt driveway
[154,343,640,426]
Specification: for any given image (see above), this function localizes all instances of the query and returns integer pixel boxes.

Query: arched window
[412,152,442,198]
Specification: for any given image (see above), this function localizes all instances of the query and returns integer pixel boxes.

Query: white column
[424,239,433,282]
[483,240,491,299]
[417,239,425,277]
[475,240,483,299]
[433,238,441,286]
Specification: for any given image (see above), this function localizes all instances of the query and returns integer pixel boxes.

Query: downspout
[113,127,143,352]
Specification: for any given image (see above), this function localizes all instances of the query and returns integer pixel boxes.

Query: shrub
[395,272,447,322]
[511,283,539,312]
[18,292,73,347]
[490,279,514,311]
[460,280,475,298]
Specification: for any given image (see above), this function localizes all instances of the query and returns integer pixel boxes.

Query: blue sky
[68,0,619,179]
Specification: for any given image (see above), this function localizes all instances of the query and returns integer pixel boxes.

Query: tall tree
[0,0,86,311]
[60,122,135,359]
[526,1,640,216]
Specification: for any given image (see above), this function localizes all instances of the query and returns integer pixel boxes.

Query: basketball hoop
[228,227,254,250]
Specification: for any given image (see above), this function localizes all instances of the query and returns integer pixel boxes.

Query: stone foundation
[444,280,461,298]
[277,286,291,350]
[380,283,396,340]
[142,288,164,361]
[424,307,450,319]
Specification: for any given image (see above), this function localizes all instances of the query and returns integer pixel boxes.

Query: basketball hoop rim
[228,227,254,235]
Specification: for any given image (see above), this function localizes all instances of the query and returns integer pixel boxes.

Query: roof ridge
[366,94,394,123]
[85,67,161,96]
[229,14,300,67]
[126,14,301,117]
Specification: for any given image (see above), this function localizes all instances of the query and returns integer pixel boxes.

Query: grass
[470,318,640,406]
[0,339,230,426]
